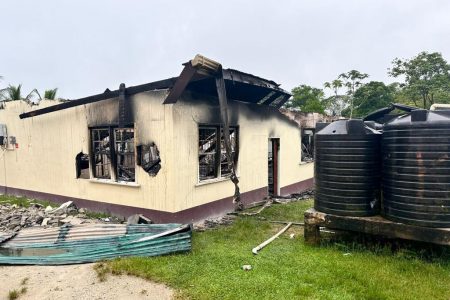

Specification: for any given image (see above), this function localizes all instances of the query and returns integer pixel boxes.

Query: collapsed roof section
[19,54,291,119]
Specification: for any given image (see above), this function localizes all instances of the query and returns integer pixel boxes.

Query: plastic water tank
[314,119,381,216]
[382,109,450,227]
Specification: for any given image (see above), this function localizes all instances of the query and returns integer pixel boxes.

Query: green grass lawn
[101,200,450,300]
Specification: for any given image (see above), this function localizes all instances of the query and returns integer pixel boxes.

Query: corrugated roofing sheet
[0,223,191,265]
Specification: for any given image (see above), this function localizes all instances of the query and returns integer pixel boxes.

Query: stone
[127,214,152,225]
[49,201,74,215]
[60,216,84,225]
[78,208,86,214]
[41,218,51,226]
[242,265,252,271]
[45,206,53,213]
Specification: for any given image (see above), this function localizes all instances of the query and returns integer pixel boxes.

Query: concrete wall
[0,91,313,220]
[171,91,314,212]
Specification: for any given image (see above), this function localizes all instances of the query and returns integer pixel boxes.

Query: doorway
[268,138,280,196]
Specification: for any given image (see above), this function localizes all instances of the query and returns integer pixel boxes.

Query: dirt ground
[0,263,173,300]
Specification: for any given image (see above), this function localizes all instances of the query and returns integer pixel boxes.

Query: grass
[0,194,55,208]
[7,290,19,300]
[102,199,450,300]
[0,194,111,218]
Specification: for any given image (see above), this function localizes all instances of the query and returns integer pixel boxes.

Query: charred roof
[19,55,291,119]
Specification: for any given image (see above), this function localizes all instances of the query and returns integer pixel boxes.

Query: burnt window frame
[114,128,136,182]
[198,124,239,182]
[89,125,136,182]
[301,127,315,162]
[90,127,114,179]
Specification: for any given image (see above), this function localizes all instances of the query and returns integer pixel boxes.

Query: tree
[284,84,325,114]
[35,88,58,100]
[44,88,58,100]
[2,84,39,103]
[323,79,348,117]
[389,51,450,109]
[350,81,394,118]
[339,70,369,118]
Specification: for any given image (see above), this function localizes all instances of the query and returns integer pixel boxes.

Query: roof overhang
[19,54,291,119]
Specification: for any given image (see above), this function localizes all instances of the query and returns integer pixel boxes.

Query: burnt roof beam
[19,78,177,119]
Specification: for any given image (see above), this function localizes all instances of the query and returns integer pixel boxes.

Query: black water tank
[315,119,381,216]
[382,109,450,227]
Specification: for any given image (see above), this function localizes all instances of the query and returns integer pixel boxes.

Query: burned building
[0,55,313,223]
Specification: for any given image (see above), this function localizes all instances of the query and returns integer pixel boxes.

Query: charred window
[91,128,112,179]
[114,128,135,182]
[137,143,161,176]
[198,125,238,181]
[90,126,136,182]
[76,152,90,179]
[301,128,315,162]
[199,126,218,181]
[220,127,237,177]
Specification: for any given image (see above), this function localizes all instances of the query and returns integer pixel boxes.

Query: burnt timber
[304,208,450,246]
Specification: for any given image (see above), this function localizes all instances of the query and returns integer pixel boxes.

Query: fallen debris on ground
[0,223,192,265]
[0,200,122,234]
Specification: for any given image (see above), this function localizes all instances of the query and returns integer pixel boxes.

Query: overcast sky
[1,0,449,99]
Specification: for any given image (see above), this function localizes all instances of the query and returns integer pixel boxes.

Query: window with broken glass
[91,128,112,179]
[90,127,135,182]
[114,128,135,182]
[198,125,238,181]
[301,128,315,162]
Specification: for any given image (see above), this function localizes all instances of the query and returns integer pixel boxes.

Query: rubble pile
[0,200,122,234]
[195,214,236,231]
[291,189,315,200]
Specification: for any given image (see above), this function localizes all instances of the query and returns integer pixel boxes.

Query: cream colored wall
[0,91,313,214]
[0,92,176,212]
[170,91,314,211]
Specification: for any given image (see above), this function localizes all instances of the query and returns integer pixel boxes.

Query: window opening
[91,128,111,179]
[114,128,135,182]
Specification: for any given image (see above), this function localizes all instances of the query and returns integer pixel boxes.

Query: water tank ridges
[314,119,381,216]
[382,109,450,227]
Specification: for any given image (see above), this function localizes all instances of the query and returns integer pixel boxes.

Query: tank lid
[385,109,450,127]
[317,119,380,135]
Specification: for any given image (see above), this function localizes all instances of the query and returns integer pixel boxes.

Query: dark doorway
[268,138,280,196]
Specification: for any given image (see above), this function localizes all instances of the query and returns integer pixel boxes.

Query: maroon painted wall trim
[0,178,312,223]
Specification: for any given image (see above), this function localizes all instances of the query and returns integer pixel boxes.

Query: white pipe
[430,104,450,111]
[252,222,292,255]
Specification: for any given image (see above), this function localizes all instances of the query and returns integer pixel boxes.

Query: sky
[1,0,450,99]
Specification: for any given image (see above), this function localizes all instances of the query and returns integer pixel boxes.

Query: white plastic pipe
[430,104,450,111]
[252,222,292,255]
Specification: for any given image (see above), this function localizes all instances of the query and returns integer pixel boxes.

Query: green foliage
[8,290,19,300]
[324,70,369,118]
[44,88,58,100]
[2,84,40,103]
[285,84,325,113]
[0,194,56,208]
[389,51,450,109]
[323,79,348,116]
[104,200,450,300]
[347,81,394,118]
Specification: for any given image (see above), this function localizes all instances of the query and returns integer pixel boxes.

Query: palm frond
[44,88,58,100]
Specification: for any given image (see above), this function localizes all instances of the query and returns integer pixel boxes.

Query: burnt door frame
[269,138,280,196]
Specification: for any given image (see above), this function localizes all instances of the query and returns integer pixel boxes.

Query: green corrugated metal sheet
[0,223,192,265]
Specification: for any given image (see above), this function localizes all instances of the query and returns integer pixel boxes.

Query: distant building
[279,109,339,162]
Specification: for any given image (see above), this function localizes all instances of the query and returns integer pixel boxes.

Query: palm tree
[3,84,40,103]
[44,88,58,100]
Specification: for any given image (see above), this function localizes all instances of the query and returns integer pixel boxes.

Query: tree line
[0,77,58,103]
[284,51,450,118]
